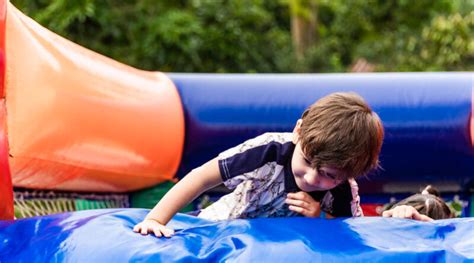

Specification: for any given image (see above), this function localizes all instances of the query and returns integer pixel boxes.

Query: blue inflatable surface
[169,73,474,191]
[0,209,472,262]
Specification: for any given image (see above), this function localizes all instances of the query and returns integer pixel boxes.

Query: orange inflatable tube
[2,1,185,201]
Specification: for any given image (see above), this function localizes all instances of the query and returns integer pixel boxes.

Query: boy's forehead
[297,143,347,177]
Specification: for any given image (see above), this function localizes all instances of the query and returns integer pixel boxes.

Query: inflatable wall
[171,73,474,191]
[1,209,473,262]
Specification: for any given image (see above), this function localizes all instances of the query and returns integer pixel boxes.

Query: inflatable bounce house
[0,1,473,262]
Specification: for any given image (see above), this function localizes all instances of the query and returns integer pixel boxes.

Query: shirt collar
[284,143,301,193]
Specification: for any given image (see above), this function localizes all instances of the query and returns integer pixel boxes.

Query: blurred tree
[303,0,470,72]
[392,12,473,71]
[349,1,473,71]
[12,0,294,72]
[282,0,318,59]
[11,0,473,72]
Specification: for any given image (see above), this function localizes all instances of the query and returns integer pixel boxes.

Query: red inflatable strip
[0,0,13,220]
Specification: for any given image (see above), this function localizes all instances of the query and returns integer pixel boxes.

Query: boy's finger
[140,227,149,235]
[414,213,434,222]
[290,205,313,217]
[391,209,400,218]
[287,192,303,200]
[421,215,434,222]
[152,227,163,237]
[288,205,304,214]
[162,228,175,238]
[285,198,306,208]
[133,225,140,232]
[405,208,414,219]
[295,191,307,200]
[382,210,392,217]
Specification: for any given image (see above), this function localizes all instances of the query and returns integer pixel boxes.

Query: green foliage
[352,4,473,71]
[11,0,473,72]
[396,12,474,71]
[12,0,293,72]
[446,195,465,218]
[307,0,470,71]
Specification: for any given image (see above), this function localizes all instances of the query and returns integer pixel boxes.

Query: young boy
[133,92,384,237]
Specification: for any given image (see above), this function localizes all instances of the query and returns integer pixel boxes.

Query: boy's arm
[133,157,222,237]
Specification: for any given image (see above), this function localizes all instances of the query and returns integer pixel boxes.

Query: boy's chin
[296,182,323,192]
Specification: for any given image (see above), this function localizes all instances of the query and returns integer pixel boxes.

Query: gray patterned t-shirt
[198,132,363,221]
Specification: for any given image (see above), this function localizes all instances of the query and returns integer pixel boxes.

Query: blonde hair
[299,92,384,179]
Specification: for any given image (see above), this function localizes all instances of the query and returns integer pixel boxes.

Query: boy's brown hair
[299,92,384,179]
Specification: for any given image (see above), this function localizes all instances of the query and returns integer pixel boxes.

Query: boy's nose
[304,170,320,186]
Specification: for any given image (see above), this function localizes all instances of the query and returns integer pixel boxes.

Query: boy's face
[291,119,345,192]
[291,142,344,192]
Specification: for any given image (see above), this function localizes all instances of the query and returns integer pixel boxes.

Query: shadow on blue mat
[0,209,472,262]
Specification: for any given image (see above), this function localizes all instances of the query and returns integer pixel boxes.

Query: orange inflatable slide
[0,1,185,219]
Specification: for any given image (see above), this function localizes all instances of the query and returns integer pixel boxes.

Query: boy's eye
[319,169,337,181]
[318,169,327,177]
[303,158,311,165]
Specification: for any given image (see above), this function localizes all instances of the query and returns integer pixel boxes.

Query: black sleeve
[218,141,293,181]
[308,191,327,202]
[320,181,354,217]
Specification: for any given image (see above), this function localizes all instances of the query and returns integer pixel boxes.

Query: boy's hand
[382,205,434,222]
[286,191,321,218]
[133,219,175,238]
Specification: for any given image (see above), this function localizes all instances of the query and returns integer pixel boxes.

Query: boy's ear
[292,119,303,143]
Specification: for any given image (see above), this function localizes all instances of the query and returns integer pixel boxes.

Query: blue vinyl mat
[0,209,472,262]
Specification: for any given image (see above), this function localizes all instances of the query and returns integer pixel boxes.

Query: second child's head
[392,185,453,220]
[292,92,384,192]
